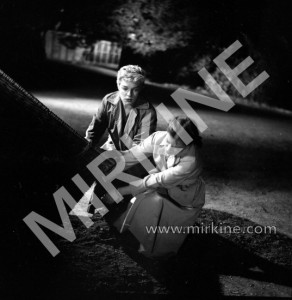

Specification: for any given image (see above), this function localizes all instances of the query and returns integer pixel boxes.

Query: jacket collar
[107,91,149,109]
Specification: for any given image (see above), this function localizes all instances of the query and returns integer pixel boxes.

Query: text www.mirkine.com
[145,223,277,235]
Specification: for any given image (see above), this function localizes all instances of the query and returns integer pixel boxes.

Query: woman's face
[165,133,185,155]
[118,79,142,107]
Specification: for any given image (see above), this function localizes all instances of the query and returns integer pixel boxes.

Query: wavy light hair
[117,65,146,86]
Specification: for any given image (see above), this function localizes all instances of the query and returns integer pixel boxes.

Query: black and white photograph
[1,0,291,299]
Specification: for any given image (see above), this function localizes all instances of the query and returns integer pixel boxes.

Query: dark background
[0,0,291,109]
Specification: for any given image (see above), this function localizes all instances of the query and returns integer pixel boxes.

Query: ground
[4,61,292,298]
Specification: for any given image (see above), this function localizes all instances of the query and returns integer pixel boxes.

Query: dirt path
[31,62,292,297]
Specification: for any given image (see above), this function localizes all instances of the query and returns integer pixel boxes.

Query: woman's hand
[118,178,145,197]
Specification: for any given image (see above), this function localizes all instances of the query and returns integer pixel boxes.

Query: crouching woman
[115,116,205,258]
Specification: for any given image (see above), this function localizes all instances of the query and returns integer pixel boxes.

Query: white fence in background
[45,30,122,69]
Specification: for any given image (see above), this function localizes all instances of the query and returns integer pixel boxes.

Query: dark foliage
[0,0,291,106]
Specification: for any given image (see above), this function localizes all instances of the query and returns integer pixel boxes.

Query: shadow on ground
[4,208,291,299]
[22,208,290,299]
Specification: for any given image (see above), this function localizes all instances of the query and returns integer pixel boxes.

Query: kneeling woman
[116,116,205,258]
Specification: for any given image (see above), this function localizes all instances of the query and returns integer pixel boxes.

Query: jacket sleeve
[132,106,157,147]
[130,153,198,196]
[122,132,156,168]
[85,97,108,146]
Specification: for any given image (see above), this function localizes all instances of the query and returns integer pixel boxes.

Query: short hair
[117,65,146,86]
[167,116,202,147]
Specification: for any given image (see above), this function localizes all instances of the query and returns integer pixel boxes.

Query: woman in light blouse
[116,116,205,258]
